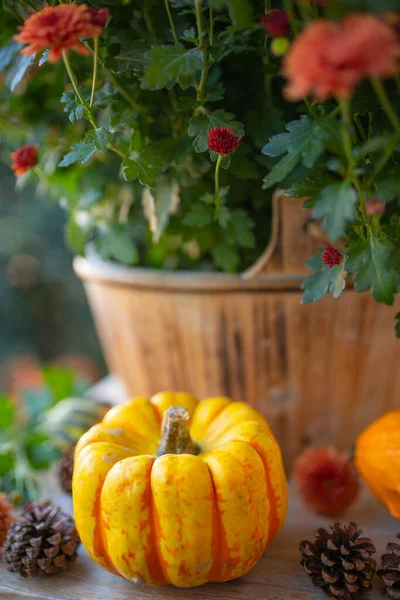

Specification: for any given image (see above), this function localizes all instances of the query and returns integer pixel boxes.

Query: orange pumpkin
[355,410,400,519]
[73,393,287,587]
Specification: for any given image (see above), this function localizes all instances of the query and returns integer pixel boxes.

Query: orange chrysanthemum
[10,145,39,176]
[14,4,107,63]
[283,14,400,101]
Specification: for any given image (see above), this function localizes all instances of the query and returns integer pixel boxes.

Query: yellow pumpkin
[355,410,400,519]
[73,393,287,587]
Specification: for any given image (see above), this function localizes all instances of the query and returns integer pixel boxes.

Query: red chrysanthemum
[207,126,242,156]
[10,145,39,176]
[261,10,289,37]
[365,197,386,215]
[322,246,343,268]
[87,7,109,29]
[14,4,107,64]
[293,447,360,517]
[283,14,400,101]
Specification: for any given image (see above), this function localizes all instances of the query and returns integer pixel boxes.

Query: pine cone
[378,533,400,599]
[57,447,75,495]
[2,500,80,577]
[300,522,376,599]
[0,493,14,551]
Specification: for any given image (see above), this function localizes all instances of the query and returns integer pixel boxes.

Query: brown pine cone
[57,446,75,495]
[2,500,80,577]
[0,493,14,551]
[378,533,400,599]
[300,522,376,599]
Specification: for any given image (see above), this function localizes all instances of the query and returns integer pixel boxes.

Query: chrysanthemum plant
[1,1,400,332]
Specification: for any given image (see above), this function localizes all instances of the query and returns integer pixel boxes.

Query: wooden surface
[1,486,398,600]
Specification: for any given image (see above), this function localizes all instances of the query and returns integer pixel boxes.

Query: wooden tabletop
[0,485,397,600]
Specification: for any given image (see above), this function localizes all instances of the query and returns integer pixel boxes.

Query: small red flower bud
[10,145,39,176]
[293,447,360,517]
[207,126,242,156]
[261,10,289,37]
[322,246,343,268]
[87,7,109,29]
[365,197,386,215]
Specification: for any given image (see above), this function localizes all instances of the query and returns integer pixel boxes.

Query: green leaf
[0,396,14,428]
[306,252,324,270]
[311,181,357,242]
[96,225,138,265]
[375,177,400,202]
[6,53,35,91]
[0,450,14,477]
[301,263,346,304]
[183,203,212,227]
[286,170,335,201]
[353,238,396,305]
[0,41,21,71]
[24,431,61,471]
[212,242,240,272]
[58,142,96,167]
[263,153,300,189]
[123,155,158,188]
[209,0,253,29]
[39,49,49,66]
[142,181,181,243]
[188,109,245,153]
[85,127,113,152]
[142,44,202,90]
[42,366,76,403]
[262,116,335,189]
[66,214,88,255]
[228,209,255,248]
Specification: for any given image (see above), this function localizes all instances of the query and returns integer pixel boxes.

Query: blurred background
[0,162,105,397]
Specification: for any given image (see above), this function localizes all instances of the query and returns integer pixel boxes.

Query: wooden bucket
[74,193,400,469]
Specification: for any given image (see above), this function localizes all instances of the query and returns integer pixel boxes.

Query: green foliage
[0,366,91,505]
[262,116,338,188]
[141,45,203,90]
[301,252,347,304]
[1,0,400,322]
[312,181,357,242]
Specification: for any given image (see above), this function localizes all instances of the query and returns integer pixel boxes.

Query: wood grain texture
[74,194,400,471]
[0,487,397,600]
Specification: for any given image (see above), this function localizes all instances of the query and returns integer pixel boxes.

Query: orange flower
[10,145,39,176]
[283,14,400,101]
[14,4,106,63]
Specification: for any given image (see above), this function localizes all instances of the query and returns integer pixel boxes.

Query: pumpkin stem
[157,406,199,456]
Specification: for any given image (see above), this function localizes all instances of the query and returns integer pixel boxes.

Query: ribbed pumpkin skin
[355,410,400,519]
[73,393,287,587]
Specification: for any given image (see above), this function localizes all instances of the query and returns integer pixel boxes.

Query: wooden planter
[74,193,400,469]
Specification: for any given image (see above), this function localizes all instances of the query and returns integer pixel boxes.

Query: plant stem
[143,3,156,42]
[164,0,178,43]
[215,154,223,205]
[90,37,99,108]
[304,96,318,119]
[62,51,126,161]
[195,0,209,102]
[353,115,366,141]
[62,51,87,110]
[340,99,354,168]
[209,6,214,46]
[284,0,296,26]
[371,77,400,135]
